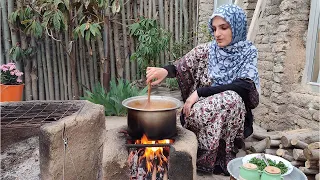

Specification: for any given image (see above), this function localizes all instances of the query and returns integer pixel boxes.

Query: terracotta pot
[0,84,24,102]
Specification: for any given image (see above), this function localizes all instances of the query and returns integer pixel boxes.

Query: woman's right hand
[146,67,168,85]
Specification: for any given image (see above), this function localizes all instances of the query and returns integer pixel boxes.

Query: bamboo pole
[76,41,82,96]
[148,0,152,18]
[21,34,32,100]
[0,22,4,64]
[139,0,143,17]
[52,37,60,100]
[97,38,105,83]
[79,38,86,92]
[38,41,45,100]
[144,0,148,18]
[121,1,130,81]
[63,33,69,99]
[164,0,169,64]
[83,40,90,90]
[1,0,11,63]
[169,0,173,61]
[158,0,165,66]
[192,0,197,46]
[113,14,123,78]
[108,19,116,80]
[129,0,137,80]
[60,33,71,100]
[91,40,98,85]
[86,40,95,91]
[175,0,179,43]
[30,38,38,100]
[45,35,54,100]
[152,0,160,66]
[57,34,64,100]
[182,0,189,54]
[41,41,49,100]
[102,7,111,90]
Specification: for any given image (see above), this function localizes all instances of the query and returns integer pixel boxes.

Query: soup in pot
[127,99,176,110]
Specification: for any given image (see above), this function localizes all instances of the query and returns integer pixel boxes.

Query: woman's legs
[183,90,246,174]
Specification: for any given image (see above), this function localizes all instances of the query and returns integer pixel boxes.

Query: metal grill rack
[1,101,84,129]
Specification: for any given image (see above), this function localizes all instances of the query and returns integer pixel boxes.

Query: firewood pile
[241,126,320,179]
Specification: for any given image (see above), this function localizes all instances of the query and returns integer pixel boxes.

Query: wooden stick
[291,139,308,149]
[293,149,307,161]
[291,160,304,167]
[305,160,319,169]
[265,149,277,155]
[299,167,319,175]
[250,137,271,153]
[308,142,320,150]
[304,149,320,160]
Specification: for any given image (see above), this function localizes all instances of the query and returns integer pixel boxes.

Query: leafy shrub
[165,78,179,91]
[81,79,148,116]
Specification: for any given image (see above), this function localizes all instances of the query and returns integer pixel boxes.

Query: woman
[146,4,259,175]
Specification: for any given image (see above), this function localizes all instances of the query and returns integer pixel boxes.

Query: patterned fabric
[184,91,246,174]
[174,43,247,174]
[207,4,260,90]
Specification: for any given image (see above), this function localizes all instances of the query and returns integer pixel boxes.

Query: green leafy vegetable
[249,157,288,174]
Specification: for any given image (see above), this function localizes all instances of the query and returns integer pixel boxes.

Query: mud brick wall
[252,0,319,130]
[39,101,105,180]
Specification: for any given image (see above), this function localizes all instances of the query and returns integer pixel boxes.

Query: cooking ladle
[144,82,151,109]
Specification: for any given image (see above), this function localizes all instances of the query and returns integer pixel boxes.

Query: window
[303,0,320,91]
[214,0,235,11]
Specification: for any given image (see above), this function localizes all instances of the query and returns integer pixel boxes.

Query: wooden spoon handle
[147,82,151,104]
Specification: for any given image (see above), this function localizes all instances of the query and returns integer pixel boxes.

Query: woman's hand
[146,67,168,85]
[183,91,199,117]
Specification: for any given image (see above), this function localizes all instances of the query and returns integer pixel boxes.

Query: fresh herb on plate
[249,157,288,174]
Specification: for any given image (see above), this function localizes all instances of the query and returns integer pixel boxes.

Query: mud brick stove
[102,125,198,180]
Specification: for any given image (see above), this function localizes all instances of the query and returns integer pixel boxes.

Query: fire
[135,134,172,172]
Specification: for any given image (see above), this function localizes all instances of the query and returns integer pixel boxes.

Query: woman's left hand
[183,91,199,117]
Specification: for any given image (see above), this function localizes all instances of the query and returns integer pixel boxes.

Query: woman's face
[212,16,232,47]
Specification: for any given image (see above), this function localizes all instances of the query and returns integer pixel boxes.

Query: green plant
[129,17,171,74]
[198,23,214,42]
[165,78,179,91]
[0,63,24,85]
[81,78,147,116]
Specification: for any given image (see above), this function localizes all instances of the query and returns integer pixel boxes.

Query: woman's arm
[163,65,176,78]
[197,78,258,108]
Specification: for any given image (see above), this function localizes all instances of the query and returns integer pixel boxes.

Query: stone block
[271,83,283,93]
[287,104,312,120]
[39,101,105,180]
[273,64,284,73]
[273,73,284,83]
[277,25,289,32]
[258,61,273,71]
[243,3,256,10]
[265,5,281,16]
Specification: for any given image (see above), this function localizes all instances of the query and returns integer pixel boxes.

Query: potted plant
[0,62,24,102]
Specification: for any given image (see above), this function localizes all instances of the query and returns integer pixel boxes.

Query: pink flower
[10,71,15,75]
[9,64,16,71]
[17,78,22,83]
[2,67,8,72]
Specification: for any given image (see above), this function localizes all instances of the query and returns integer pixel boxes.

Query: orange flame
[135,134,172,172]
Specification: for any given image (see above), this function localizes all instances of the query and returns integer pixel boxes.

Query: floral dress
[174,43,248,174]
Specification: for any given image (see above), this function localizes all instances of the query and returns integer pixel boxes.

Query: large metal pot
[122,95,182,140]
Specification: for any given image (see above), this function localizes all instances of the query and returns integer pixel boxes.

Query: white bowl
[242,153,293,176]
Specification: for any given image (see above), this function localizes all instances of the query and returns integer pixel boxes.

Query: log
[316,173,319,180]
[276,149,288,157]
[305,160,319,169]
[291,139,308,149]
[270,140,281,147]
[250,137,271,153]
[281,130,319,148]
[308,142,320,150]
[299,167,319,175]
[291,160,305,167]
[265,149,277,155]
[252,131,281,140]
[244,142,256,150]
[304,149,320,160]
[282,154,294,162]
[279,144,284,149]
[293,149,307,161]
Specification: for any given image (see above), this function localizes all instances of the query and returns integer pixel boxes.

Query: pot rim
[122,95,182,111]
